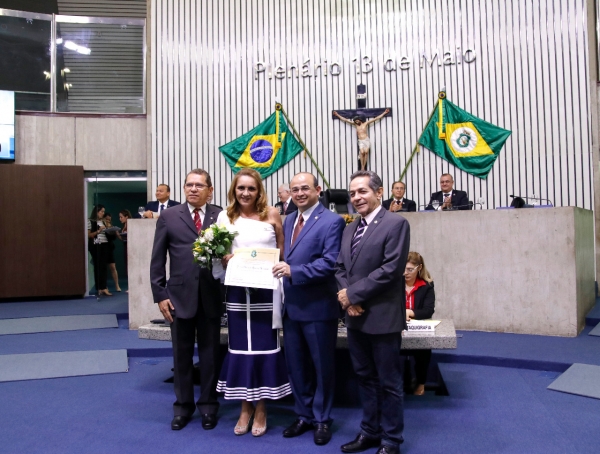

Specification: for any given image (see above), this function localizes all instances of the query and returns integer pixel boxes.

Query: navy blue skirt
[216,286,291,401]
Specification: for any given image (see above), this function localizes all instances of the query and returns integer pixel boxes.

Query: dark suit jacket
[335,208,410,334]
[150,203,222,319]
[282,204,345,321]
[411,282,436,320]
[426,190,470,210]
[145,199,180,213]
[382,198,417,212]
[275,199,298,215]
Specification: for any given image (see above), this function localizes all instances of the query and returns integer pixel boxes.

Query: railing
[0,9,145,114]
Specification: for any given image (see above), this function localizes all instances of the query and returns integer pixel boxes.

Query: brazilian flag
[418,92,511,179]
[219,108,304,179]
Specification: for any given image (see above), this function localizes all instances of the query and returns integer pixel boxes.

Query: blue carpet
[548,363,600,399]
[0,349,128,382]
[585,301,600,326]
[0,294,129,319]
[589,323,600,337]
[0,314,118,335]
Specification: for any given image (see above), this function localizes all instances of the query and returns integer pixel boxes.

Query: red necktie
[193,208,202,233]
[291,214,304,245]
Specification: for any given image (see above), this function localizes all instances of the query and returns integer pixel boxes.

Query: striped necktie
[351,218,367,257]
[193,208,202,233]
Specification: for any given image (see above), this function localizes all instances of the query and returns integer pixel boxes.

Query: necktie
[160,204,165,212]
[193,208,202,233]
[351,218,367,257]
[283,202,288,213]
[291,214,304,245]
[443,194,450,200]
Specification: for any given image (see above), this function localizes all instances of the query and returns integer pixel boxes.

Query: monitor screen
[0,90,15,162]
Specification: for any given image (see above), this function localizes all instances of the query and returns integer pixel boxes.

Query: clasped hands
[337,288,364,317]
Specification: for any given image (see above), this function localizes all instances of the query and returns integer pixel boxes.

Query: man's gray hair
[278,183,290,192]
[350,170,383,193]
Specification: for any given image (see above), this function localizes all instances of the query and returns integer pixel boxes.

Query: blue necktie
[351,218,367,257]
[160,204,165,212]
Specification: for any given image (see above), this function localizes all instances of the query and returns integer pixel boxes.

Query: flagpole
[397,91,445,182]
[276,103,331,189]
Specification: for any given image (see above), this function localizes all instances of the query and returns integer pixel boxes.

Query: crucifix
[332,83,391,170]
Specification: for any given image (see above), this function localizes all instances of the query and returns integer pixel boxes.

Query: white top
[87,219,107,243]
[216,212,276,252]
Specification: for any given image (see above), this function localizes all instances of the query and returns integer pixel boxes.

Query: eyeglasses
[404,267,420,273]
[290,185,313,194]
[185,183,209,190]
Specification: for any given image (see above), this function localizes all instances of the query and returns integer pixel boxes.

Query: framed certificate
[224,247,280,289]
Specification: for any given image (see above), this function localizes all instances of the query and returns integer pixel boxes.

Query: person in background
[87,204,112,296]
[103,213,122,292]
[382,181,416,212]
[143,184,180,218]
[274,183,297,215]
[117,210,131,293]
[426,174,470,210]
[403,252,435,396]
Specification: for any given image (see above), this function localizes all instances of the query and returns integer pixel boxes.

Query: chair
[321,189,350,214]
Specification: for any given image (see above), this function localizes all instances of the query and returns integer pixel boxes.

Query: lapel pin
[315,216,319,220]
[374,220,378,224]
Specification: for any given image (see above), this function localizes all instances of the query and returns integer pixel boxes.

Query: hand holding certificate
[224,247,280,289]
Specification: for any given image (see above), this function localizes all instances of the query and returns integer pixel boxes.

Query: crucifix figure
[332,84,391,170]
[333,109,390,170]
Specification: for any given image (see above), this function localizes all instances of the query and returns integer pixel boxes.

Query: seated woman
[403,251,435,395]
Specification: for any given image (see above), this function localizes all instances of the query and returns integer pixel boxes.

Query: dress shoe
[234,412,254,435]
[283,419,313,438]
[252,409,267,437]
[341,434,381,453]
[171,415,191,430]
[376,445,400,454]
[314,423,332,445]
[201,413,217,430]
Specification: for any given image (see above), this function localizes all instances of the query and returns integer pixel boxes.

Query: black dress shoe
[171,415,191,430]
[376,445,400,454]
[201,413,217,430]
[282,419,313,438]
[314,423,332,445]
[341,434,381,453]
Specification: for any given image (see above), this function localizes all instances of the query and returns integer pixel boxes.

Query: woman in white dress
[217,168,291,437]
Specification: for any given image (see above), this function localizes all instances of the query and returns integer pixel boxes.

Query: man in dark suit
[150,169,222,431]
[382,181,416,212]
[274,183,298,215]
[426,173,470,210]
[272,172,345,446]
[336,170,410,454]
[143,183,180,218]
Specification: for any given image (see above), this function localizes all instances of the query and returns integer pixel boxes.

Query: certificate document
[224,247,280,290]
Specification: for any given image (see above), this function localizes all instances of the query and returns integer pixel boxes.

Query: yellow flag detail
[444,122,494,158]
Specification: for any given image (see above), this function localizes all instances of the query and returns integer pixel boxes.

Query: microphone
[509,195,554,206]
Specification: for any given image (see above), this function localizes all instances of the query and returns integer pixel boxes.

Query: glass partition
[0,9,145,113]
[56,16,145,113]
[0,10,52,111]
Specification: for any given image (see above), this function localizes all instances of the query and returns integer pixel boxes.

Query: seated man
[382,181,416,212]
[143,184,180,218]
[274,183,298,215]
[426,174,470,210]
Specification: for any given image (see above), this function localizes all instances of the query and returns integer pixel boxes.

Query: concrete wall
[15,114,146,171]
[127,207,595,336]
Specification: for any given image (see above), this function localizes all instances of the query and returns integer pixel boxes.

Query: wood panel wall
[0,165,86,299]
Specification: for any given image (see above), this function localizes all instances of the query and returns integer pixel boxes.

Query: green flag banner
[418,92,511,179]
[219,109,304,178]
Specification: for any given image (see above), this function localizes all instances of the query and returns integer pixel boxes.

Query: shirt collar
[298,200,320,222]
[187,202,206,214]
[158,199,170,206]
[363,205,382,225]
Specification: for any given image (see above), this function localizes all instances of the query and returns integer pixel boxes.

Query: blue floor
[0,295,599,453]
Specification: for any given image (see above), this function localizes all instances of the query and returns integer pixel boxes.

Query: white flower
[199,257,207,263]
[198,238,206,244]
[204,229,215,242]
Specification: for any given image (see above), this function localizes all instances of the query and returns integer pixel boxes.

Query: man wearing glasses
[150,169,223,431]
[273,172,345,446]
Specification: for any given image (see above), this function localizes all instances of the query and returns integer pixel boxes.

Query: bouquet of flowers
[192,223,238,269]
[342,214,359,226]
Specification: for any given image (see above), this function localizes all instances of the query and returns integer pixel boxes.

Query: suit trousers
[283,316,338,425]
[170,306,221,417]
[347,328,404,447]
